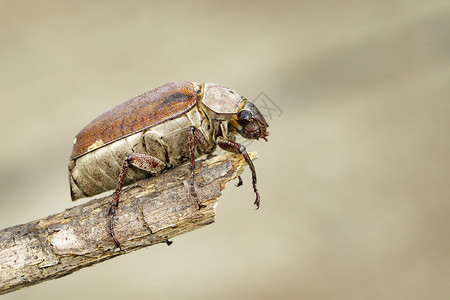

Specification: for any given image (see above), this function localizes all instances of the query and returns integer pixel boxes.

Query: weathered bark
[0,152,256,295]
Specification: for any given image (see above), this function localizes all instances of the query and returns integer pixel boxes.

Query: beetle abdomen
[69,106,213,201]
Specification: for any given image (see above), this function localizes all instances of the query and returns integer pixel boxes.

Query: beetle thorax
[200,83,244,115]
[199,82,245,140]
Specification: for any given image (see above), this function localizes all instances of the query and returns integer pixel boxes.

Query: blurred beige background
[1,1,449,299]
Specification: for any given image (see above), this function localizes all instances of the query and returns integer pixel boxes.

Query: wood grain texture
[0,152,256,295]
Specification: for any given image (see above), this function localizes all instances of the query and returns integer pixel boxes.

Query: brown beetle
[69,81,269,247]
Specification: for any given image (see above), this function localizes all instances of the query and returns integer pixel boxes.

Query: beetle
[68,81,269,247]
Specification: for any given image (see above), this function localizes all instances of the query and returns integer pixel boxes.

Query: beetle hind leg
[189,126,210,209]
[109,152,166,248]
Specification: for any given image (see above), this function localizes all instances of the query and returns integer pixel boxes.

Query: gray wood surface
[0,152,254,295]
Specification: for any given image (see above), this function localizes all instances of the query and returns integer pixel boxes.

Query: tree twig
[0,152,256,295]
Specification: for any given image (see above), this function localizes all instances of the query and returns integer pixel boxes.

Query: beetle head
[233,101,269,141]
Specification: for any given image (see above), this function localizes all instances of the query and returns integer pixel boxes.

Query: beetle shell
[71,82,198,160]
[69,82,214,200]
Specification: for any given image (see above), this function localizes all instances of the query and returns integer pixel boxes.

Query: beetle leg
[189,126,210,209]
[217,137,260,209]
[108,156,129,248]
[235,176,243,187]
[109,152,165,248]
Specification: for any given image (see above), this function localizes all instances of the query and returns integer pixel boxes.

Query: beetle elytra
[69,81,269,247]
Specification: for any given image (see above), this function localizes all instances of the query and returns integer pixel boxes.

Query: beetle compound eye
[237,110,252,127]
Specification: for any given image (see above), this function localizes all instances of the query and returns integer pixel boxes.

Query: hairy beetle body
[69,81,269,247]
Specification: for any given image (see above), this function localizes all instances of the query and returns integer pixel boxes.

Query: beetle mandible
[68,81,269,247]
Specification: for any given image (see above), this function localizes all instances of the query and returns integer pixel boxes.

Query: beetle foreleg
[217,137,260,209]
[109,152,166,248]
[189,126,210,209]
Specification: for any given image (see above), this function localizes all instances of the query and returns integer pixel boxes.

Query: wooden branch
[0,152,256,295]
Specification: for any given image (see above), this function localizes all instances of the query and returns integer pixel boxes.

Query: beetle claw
[108,205,116,216]
[235,176,243,187]
[109,212,122,249]
[254,194,260,209]
[197,202,207,210]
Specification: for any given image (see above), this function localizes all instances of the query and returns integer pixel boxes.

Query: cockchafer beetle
[68,81,269,247]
